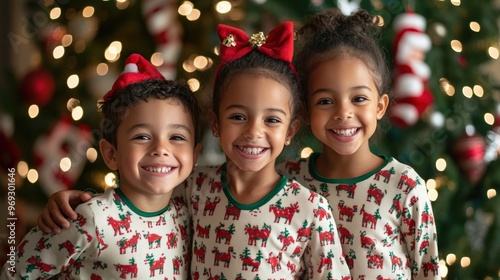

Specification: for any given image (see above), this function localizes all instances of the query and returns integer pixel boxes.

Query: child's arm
[38,190,93,233]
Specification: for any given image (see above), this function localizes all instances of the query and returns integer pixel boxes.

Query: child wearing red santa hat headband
[2,53,201,279]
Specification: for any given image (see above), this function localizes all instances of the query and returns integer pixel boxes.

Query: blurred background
[0,0,499,278]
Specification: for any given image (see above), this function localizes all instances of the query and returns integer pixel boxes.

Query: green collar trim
[308,153,391,184]
[114,188,170,217]
[221,163,287,210]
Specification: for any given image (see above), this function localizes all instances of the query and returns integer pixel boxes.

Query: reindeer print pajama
[278,154,440,280]
[183,164,351,280]
[1,188,190,279]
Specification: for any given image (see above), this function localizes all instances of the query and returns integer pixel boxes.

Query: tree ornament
[20,68,55,106]
[142,0,183,79]
[390,11,433,128]
[452,131,487,185]
[33,118,93,196]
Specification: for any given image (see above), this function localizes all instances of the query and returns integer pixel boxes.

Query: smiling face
[100,98,199,207]
[307,57,388,157]
[211,74,299,174]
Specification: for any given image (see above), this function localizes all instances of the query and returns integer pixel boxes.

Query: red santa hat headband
[103,53,165,101]
[215,22,297,80]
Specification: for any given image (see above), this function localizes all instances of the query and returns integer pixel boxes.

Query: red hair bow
[216,22,297,78]
[103,53,165,101]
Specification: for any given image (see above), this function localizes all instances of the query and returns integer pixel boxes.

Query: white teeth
[332,128,358,137]
[239,147,264,155]
[144,166,172,173]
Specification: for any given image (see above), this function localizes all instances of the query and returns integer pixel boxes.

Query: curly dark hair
[98,79,201,147]
[213,50,302,120]
[295,9,392,108]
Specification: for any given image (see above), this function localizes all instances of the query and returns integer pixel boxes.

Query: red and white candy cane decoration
[142,0,182,80]
[34,118,93,196]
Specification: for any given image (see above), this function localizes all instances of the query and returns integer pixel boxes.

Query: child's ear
[377,94,390,120]
[99,139,118,171]
[208,110,219,137]
[193,143,202,167]
[285,118,301,145]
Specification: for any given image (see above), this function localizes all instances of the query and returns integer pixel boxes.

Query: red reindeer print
[59,240,78,255]
[240,252,262,272]
[388,194,403,218]
[421,257,439,277]
[224,204,241,220]
[96,229,108,255]
[376,276,393,280]
[403,177,418,194]
[191,195,200,215]
[212,246,236,267]
[296,221,315,242]
[114,258,138,279]
[266,252,282,273]
[308,191,318,202]
[172,256,183,275]
[195,172,207,190]
[244,223,271,247]
[27,256,56,273]
[143,232,162,248]
[345,249,356,269]
[366,184,386,206]
[287,260,297,274]
[192,270,200,280]
[107,213,132,236]
[286,161,301,174]
[338,200,357,222]
[117,232,140,254]
[90,273,102,280]
[336,183,357,198]
[421,209,435,228]
[397,172,408,189]
[179,221,188,240]
[278,233,295,251]
[313,206,331,221]
[318,250,334,273]
[196,219,211,238]
[317,223,335,246]
[145,253,166,277]
[389,251,403,273]
[166,231,178,249]
[291,245,302,258]
[193,241,206,263]
[360,204,380,229]
[409,195,419,207]
[287,181,301,195]
[402,208,416,237]
[75,213,87,227]
[203,197,221,216]
[203,268,220,280]
[360,231,376,250]
[419,233,430,255]
[269,201,300,225]
[366,252,384,269]
[374,167,395,183]
[35,237,51,251]
[338,224,354,245]
[215,223,235,244]
[208,178,222,193]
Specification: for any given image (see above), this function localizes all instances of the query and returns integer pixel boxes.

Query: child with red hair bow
[37,23,351,279]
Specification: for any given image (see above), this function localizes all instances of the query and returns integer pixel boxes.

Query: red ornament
[452,133,487,184]
[20,68,55,106]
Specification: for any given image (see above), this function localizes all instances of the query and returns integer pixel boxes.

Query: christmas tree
[1,0,499,278]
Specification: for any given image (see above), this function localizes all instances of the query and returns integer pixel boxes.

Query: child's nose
[243,121,263,139]
[151,140,170,156]
[333,104,353,120]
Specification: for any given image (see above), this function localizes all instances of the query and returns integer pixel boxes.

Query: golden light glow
[473,85,484,97]
[435,158,447,171]
[178,1,194,16]
[484,113,495,125]
[17,161,29,178]
[215,1,232,14]
[28,105,39,118]
[27,169,39,183]
[62,35,73,47]
[105,172,116,187]
[487,189,497,199]
[96,63,109,76]
[151,52,164,67]
[67,98,80,111]
[186,8,201,21]
[71,106,84,121]
[451,40,463,52]
[193,55,209,69]
[301,147,313,158]
[462,86,473,98]
[182,60,196,73]
[460,257,471,268]
[87,148,98,163]
[53,45,65,59]
[82,6,95,17]
[60,157,72,172]
[187,78,200,92]
[469,21,480,32]
[446,254,456,265]
[50,7,62,19]
[488,47,499,59]
[67,74,80,89]
[426,179,436,190]
[427,189,438,201]
[450,0,461,6]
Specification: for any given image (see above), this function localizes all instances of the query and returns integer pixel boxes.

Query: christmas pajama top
[277,154,440,280]
[1,188,191,280]
[182,164,351,280]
